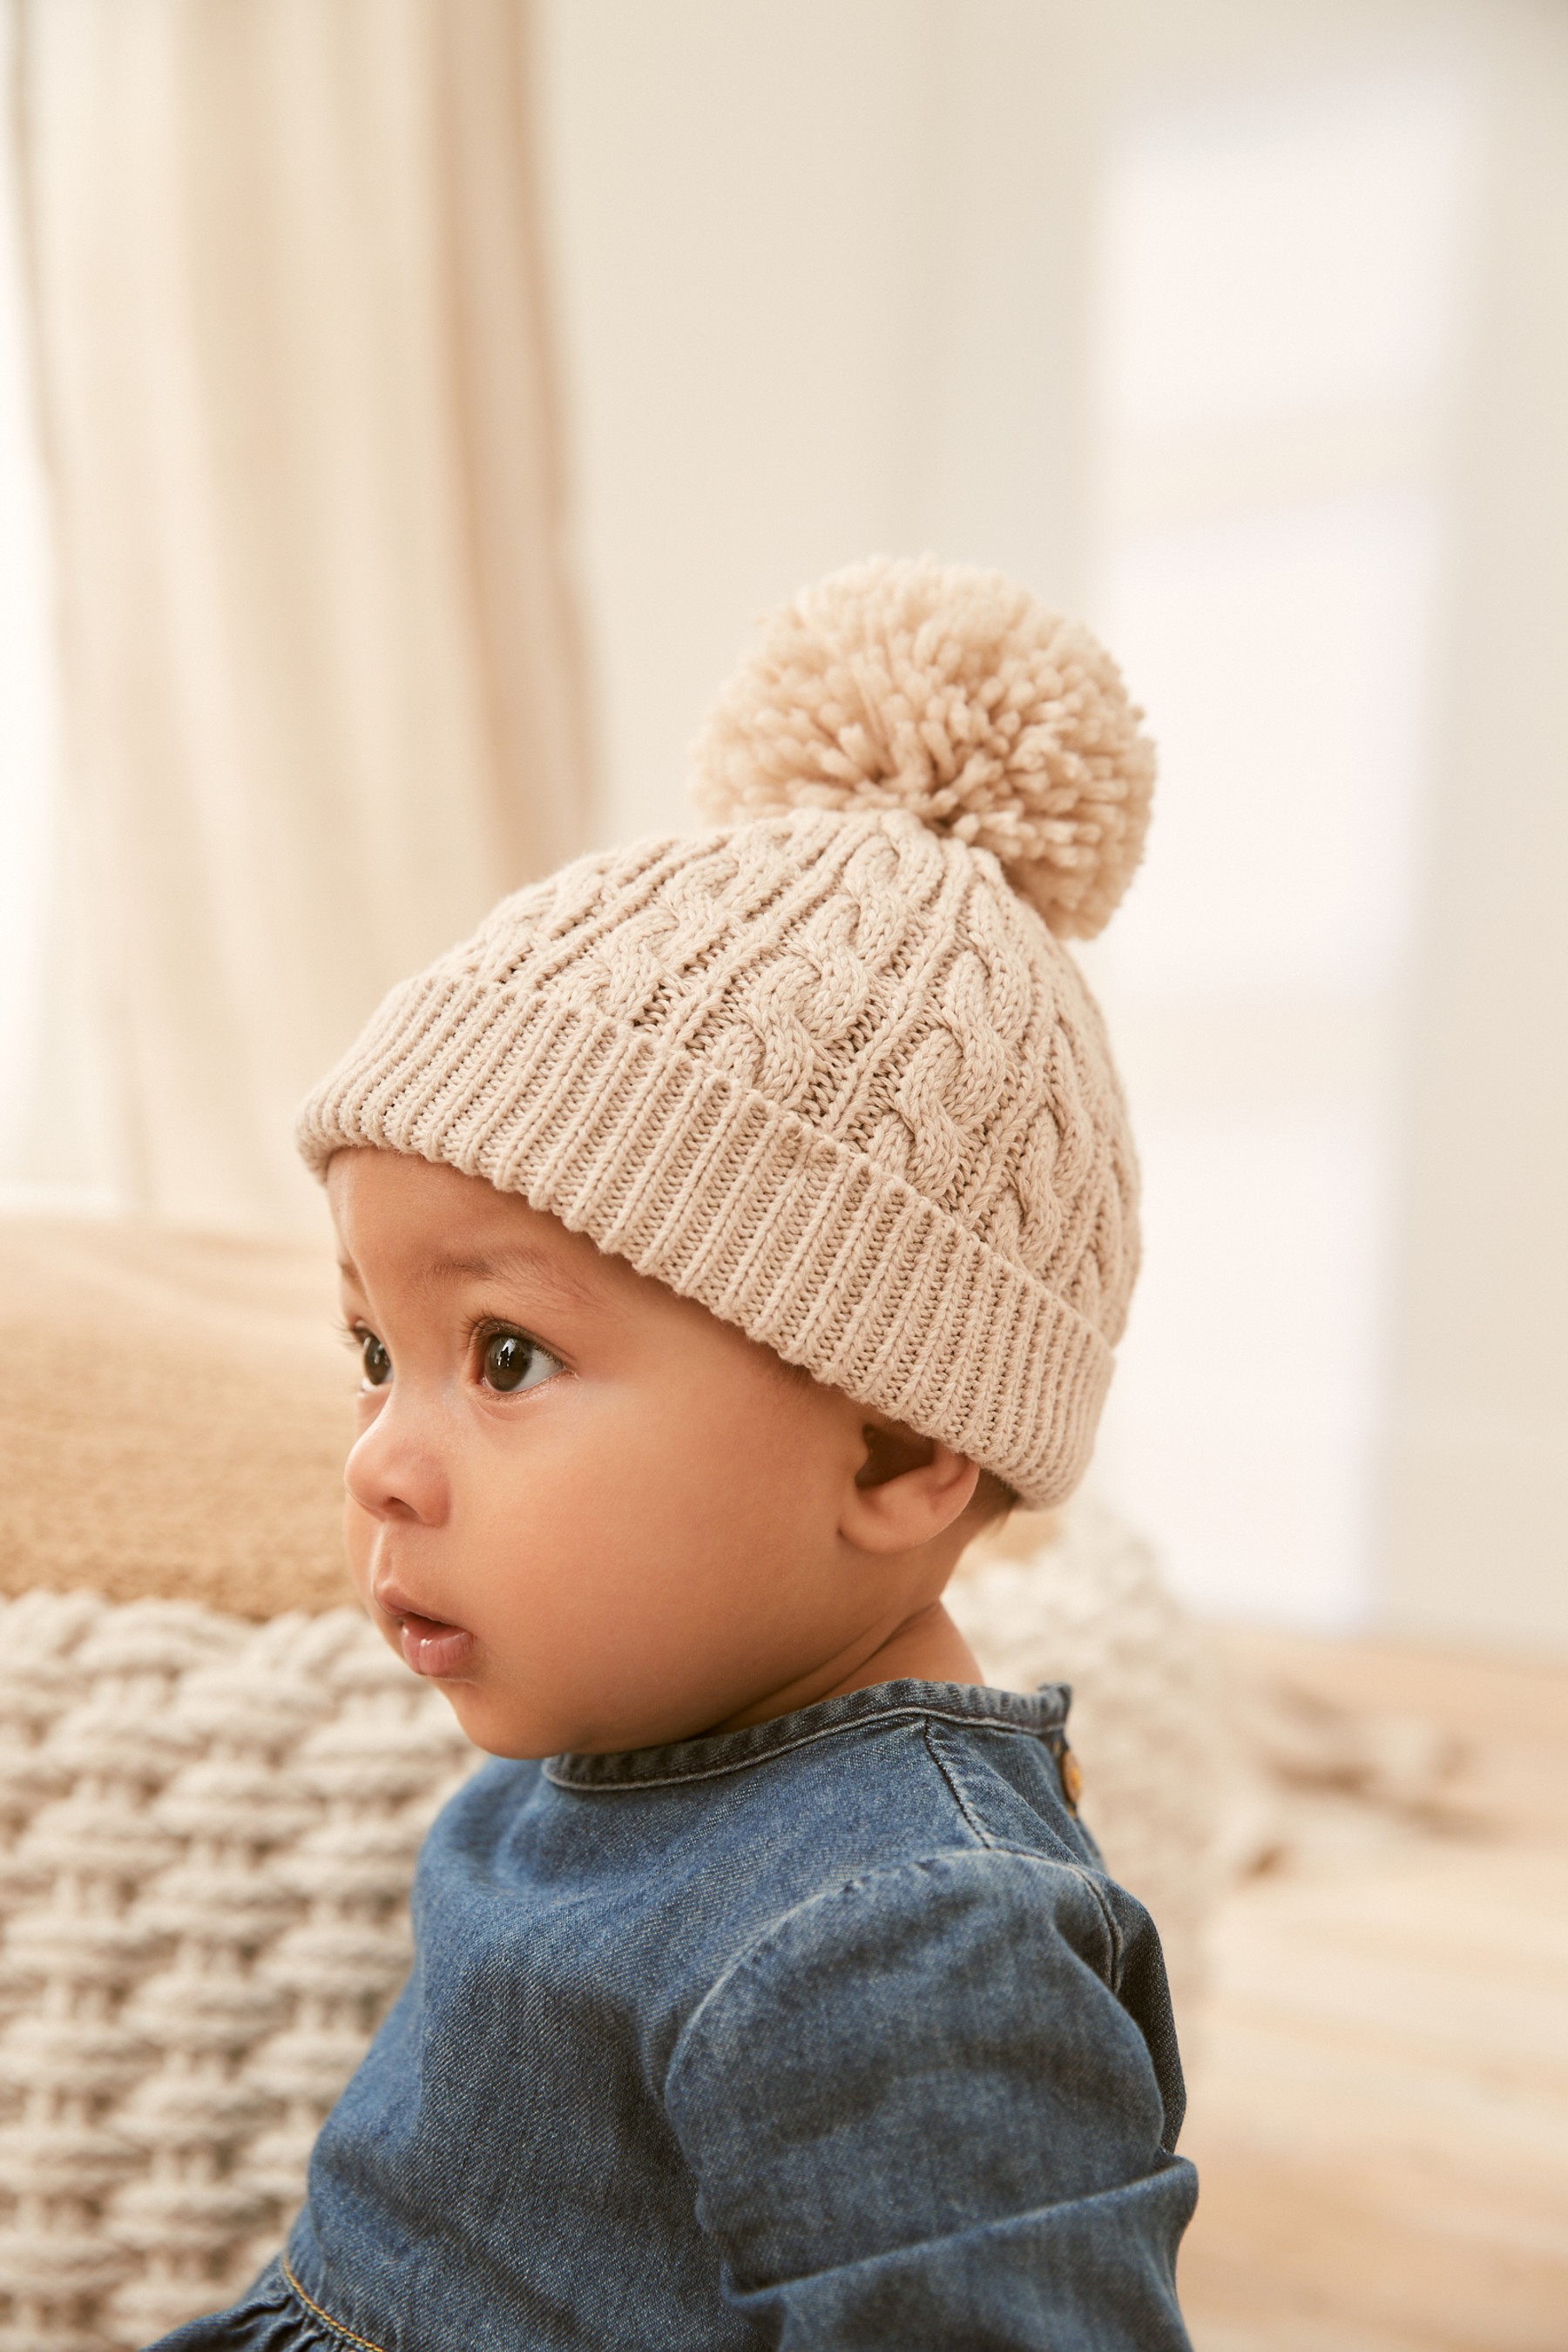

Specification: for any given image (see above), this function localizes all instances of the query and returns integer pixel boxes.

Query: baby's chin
[435,1682,562,1761]
[437,1673,746,1762]
[433,1673,646,1762]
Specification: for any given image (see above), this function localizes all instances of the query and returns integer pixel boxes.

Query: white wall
[1,0,1559,1640]
[1080,50,1477,1628]
[0,6,114,1213]
[0,43,52,1120]
[535,0,1106,843]
[1376,4,1568,1650]
[539,0,1568,1645]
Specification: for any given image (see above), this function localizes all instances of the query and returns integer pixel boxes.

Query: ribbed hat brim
[297,970,1112,1508]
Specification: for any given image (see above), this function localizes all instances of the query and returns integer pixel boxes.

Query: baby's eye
[359,1330,392,1388]
[480,1328,562,1395]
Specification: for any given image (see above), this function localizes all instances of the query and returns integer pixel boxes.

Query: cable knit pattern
[0,1593,475,2349]
[296,562,1153,1504]
[297,563,1150,1506]
[299,805,1141,1505]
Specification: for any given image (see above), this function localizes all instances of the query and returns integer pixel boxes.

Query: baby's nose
[344,1400,449,1527]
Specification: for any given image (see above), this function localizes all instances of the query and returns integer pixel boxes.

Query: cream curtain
[9,0,591,1233]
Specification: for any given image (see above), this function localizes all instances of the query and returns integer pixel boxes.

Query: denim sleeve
[663,1848,1196,2350]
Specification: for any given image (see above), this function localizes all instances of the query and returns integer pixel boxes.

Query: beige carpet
[1179,1631,1568,2352]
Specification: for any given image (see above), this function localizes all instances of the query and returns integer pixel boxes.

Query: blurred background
[0,3,1565,2344]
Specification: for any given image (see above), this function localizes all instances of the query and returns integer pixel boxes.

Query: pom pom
[691,555,1155,937]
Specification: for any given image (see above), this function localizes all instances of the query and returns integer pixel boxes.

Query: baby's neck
[713,1600,983,1733]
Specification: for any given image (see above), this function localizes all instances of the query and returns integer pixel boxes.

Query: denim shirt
[156,1679,1196,2351]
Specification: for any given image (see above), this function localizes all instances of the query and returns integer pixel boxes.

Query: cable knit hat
[298,558,1154,1507]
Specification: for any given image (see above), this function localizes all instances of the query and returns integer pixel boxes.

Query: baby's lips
[397,1611,478,1680]
[371,1578,477,1679]
[374,1571,446,1625]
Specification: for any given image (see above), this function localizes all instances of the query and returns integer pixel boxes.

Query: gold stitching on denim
[280,2257,392,2352]
[544,1695,1069,1791]
[922,1718,995,1848]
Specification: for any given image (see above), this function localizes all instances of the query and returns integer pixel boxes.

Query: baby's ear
[854,1421,934,1490]
[840,1416,980,1554]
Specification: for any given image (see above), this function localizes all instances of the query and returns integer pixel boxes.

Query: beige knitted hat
[298,558,1154,1507]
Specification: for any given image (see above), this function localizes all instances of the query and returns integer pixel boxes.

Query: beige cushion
[0,1218,355,1615]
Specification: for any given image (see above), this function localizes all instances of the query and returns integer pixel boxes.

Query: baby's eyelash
[462,1309,565,1357]
[465,1313,568,1398]
[465,1311,528,1345]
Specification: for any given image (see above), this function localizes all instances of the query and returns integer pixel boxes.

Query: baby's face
[328,1148,951,1758]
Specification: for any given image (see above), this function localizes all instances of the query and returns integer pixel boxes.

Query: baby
[154,558,1195,2349]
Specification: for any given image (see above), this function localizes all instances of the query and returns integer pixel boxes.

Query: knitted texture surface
[692,557,1154,937]
[300,822,1139,1505]
[0,1593,475,2349]
[299,559,1152,1506]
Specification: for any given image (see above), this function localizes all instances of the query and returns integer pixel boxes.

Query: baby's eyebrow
[416,1244,609,1321]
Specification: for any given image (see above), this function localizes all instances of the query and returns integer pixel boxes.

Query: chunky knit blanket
[0,1503,1226,2348]
[0,1595,474,2349]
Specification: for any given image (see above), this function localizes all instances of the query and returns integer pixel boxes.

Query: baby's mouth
[374,1581,476,1680]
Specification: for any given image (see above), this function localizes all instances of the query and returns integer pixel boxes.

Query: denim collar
[544,1677,1071,1793]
